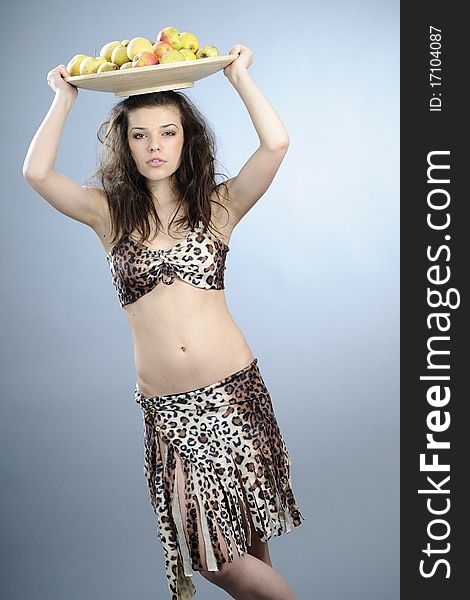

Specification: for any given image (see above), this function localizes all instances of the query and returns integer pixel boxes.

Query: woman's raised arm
[22,65,107,230]
[221,44,289,223]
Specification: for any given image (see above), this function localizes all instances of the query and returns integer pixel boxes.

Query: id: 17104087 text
[429,26,443,112]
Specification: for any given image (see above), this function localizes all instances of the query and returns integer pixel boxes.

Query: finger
[50,66,63,77]
[58,64,70,77]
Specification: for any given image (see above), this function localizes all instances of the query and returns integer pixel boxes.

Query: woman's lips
[147,159,166,167]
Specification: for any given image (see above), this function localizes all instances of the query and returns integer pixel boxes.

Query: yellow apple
[66,54,88,76]
[179,32,198,52]
[99,41,121,62]
[127,37,154,61]
[179,48,197,61]
[160,50,185,64]
[111,45,131,66]
[196,44,220,59]
[132,51,159,67]
[156,26,182,50]
[97,62,120,73]
[121,39,130,46]
[153,41,172,59]
[120,62,133,69]
[80,55,107,74]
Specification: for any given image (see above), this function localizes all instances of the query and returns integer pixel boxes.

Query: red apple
[153,41,172,59]
[132,51,159,67]
[156,26,182,50]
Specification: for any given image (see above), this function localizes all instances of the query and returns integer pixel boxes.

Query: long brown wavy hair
[84,90,230,246]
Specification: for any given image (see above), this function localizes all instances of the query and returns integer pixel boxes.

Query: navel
[180,346,186,352]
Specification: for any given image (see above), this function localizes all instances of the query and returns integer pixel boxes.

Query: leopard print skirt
[134,357,305,600]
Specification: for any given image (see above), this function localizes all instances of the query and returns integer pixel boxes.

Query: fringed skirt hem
[134,357,305,600]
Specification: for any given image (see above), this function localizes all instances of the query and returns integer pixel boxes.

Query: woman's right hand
[47,64,78,101]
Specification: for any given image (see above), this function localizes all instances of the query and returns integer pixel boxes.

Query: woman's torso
[94,194,254,397]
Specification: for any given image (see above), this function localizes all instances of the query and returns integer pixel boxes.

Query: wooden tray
[64,55,236,97]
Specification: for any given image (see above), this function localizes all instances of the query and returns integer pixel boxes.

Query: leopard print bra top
[106,221,229,307]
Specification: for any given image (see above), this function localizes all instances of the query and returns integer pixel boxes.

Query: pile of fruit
[66,26,221,76]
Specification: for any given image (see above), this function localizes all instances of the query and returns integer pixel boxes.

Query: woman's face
[127,105,184,185]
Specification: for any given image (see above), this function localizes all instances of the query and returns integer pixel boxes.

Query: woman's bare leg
[200,552,297,600]
[245,510,272,567]
[199,502,295,599]
[174,453,295,599]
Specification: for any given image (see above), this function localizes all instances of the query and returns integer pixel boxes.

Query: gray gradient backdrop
[1,1,399,598]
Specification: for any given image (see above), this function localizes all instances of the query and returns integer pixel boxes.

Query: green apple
[179,32,198,52]
[160,49,185,64]
[97,62,120,73]
[66,54,88,76]
[179,48,197,61]
[99,41,121,62]
[196,44,220,59]
[80,54,107,74]
[111,45,131,66]
[127,37,154,61]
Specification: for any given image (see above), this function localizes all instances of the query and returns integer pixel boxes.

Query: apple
[196,44,220,59]
[66,54,88,76]
[97,62,120,73]
[80,53,108,75]
[127,37,154,61]
[179,48,197,61]
[179,32,198,52]
[160,50,185,64]
[156,26,182,50]
[111,45,131,66]
[120,62,133,70]
[132,51,159,67]
[153,41,172,59]
[121,39,130,46]
[100,41,121,62]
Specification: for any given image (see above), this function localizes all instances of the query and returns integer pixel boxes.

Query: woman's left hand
[223,44,253,78]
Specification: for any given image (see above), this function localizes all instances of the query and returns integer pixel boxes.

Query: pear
[100,41,122,62]
[66,54,88,76]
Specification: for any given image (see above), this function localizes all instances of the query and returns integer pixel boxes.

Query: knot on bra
[106,222,230,307]
[148,258,177,285]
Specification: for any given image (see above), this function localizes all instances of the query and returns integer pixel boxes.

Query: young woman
[23,44,304,600]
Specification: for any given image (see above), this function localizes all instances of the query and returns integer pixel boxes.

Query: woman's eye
[133,131,175,139]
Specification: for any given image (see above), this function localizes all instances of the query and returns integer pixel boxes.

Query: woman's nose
[149,139,160,151]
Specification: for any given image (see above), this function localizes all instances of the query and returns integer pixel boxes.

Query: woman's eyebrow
[130,123,179,131]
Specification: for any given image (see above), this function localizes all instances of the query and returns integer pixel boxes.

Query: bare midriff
[124,277,255,398]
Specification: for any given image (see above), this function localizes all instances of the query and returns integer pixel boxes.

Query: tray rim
[64,54,236,84]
